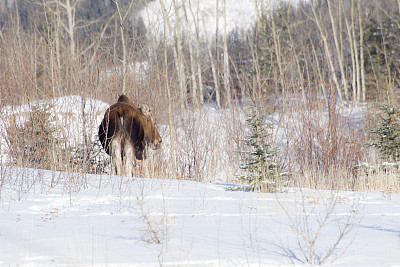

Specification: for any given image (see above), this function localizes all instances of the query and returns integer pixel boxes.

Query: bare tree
[327,0,349,100]
[202,16,221,107]
[189,0,205,106]
[269,5,286,102]
[309,3,343,102]
[358,0,366,102]
[172,0,187,112]
[60,0,77,57]
[38,0,79,59]
[222,0,231,107]
[183,1,199,107]
[159,0,177,179]
[345,7,357,102]
[113,0,135,94]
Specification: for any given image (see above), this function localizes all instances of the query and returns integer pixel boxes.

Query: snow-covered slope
[140,0,297,40]
[0,168,399,266]
[0,95,109,150]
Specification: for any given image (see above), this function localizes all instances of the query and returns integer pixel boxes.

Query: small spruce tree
[370,106,400,162]
[237,105,283,192]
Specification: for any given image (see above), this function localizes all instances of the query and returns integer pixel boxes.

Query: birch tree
[358,0,366,101]
[345,13,357,101]
[269,5,286,102]
[172,0,187,112]
[190,0,205,106]
[310,3,343,102]
[113,0,135,95]
[327,0,349,100]
[182,1,198,107]
[159,0,177,178]
[223,0,231,107]
[38,0,80,91]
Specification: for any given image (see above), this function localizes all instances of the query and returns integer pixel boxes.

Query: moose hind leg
[123,141,135,177]
[110,137,123,176]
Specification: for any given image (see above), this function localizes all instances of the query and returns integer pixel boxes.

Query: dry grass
[0,3,399,195]
[356,166,400,194]
[291,167,400,193]
[2,93,400,195]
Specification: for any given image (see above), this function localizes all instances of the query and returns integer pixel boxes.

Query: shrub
[6,102,58,170]
[289,96,366,189]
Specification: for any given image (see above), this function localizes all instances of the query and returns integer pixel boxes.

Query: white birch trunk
[223,0,231,107]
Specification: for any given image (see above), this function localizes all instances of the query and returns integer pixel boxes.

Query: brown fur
[98,95,162,176]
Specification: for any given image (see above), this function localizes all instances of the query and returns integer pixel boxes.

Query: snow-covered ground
[0,168,399,266]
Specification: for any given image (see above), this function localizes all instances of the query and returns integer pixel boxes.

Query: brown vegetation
[0,0,399,192]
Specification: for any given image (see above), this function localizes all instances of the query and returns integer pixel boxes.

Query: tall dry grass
[1,2,399,195]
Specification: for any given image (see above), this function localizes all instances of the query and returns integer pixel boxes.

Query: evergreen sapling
[237,106,284,192]
[370,106,400,162]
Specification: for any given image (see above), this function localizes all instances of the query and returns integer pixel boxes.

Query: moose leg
[123,141,134,177]
[110,137,123,176]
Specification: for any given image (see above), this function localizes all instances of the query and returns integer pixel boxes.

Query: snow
[0,168,399,266]
[0,95,109,151]
[140,0,298,40]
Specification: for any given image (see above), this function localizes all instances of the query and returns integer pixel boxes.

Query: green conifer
[237,105,284,192]
[370,106,400,162]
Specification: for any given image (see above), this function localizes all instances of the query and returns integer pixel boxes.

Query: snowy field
[0,168,399,266]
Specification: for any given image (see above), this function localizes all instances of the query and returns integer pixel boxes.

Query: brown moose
[98,95,162,176]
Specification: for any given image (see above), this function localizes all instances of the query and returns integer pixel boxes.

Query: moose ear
[139,104,151,117]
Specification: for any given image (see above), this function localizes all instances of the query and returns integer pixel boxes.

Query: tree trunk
[223,0,231,107]
[189,0,204,106]
[159,0,177,179]
[59,0,76,57]
[183,2,198,107]
[358,0,366,101]
[202,17,220,107]
[270,7,286,102]
[172,0,187,112]
[351,0,361,102]
[345,16,357,101]
[311,4,343,102]
[328,0,348,100]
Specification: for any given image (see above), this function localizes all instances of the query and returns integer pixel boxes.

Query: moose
[98,95,162,176]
